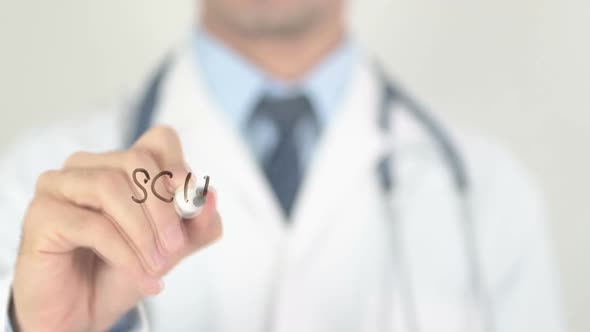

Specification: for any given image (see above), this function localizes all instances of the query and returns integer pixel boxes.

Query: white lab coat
[0,41,565,332]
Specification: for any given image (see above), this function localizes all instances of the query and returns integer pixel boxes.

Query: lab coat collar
[284,54,386,259]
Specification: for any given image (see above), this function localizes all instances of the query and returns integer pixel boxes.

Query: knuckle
[23,194,55,234]
[82,211,105,233]
[96,170,128,198]
[150,125,179,142]
[35,170,58,193]
[150,125,181,149]
[63,150,89,167]
[126,148,155,169]
[70,211,95,240]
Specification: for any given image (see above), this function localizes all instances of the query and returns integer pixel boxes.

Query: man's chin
[205,1,327,39]
[234,14,321,38]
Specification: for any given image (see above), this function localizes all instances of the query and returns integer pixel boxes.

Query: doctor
[0,0,564,331]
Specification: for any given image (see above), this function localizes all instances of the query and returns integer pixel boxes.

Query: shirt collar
[193,29,358,130]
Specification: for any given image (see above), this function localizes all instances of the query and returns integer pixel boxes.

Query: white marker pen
[174,175,210,219]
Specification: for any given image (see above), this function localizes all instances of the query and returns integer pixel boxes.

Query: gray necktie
[249,94,317,218]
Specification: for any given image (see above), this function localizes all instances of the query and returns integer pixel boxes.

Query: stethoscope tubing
[376,63,495,332]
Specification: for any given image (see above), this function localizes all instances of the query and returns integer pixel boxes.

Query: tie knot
[250,93,316,134]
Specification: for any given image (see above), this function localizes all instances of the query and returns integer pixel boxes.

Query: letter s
[131,168,150,203]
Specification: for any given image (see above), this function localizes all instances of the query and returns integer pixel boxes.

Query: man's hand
[11,126,222,332]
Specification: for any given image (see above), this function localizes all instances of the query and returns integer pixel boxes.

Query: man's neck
[201,7,345,81]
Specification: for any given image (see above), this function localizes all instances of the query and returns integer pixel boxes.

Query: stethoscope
[374,65,495,332]
[127,58,495,332]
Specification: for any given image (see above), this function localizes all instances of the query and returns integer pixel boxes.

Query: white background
[0,1,588,330]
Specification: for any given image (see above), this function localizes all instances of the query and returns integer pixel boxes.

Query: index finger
[132,126,221,259]
[132,125,185,168]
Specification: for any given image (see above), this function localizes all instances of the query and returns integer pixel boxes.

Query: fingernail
[142,275,164,294]
[164,223,184,253]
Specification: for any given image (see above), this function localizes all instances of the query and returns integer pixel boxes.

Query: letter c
[152,170,174,203]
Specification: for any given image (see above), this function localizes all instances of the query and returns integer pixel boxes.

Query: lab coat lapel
[286,59,386,262]
[152,44,285,239]
[285,57,430,265]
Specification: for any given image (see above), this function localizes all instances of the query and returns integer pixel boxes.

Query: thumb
[182,187,223,252]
